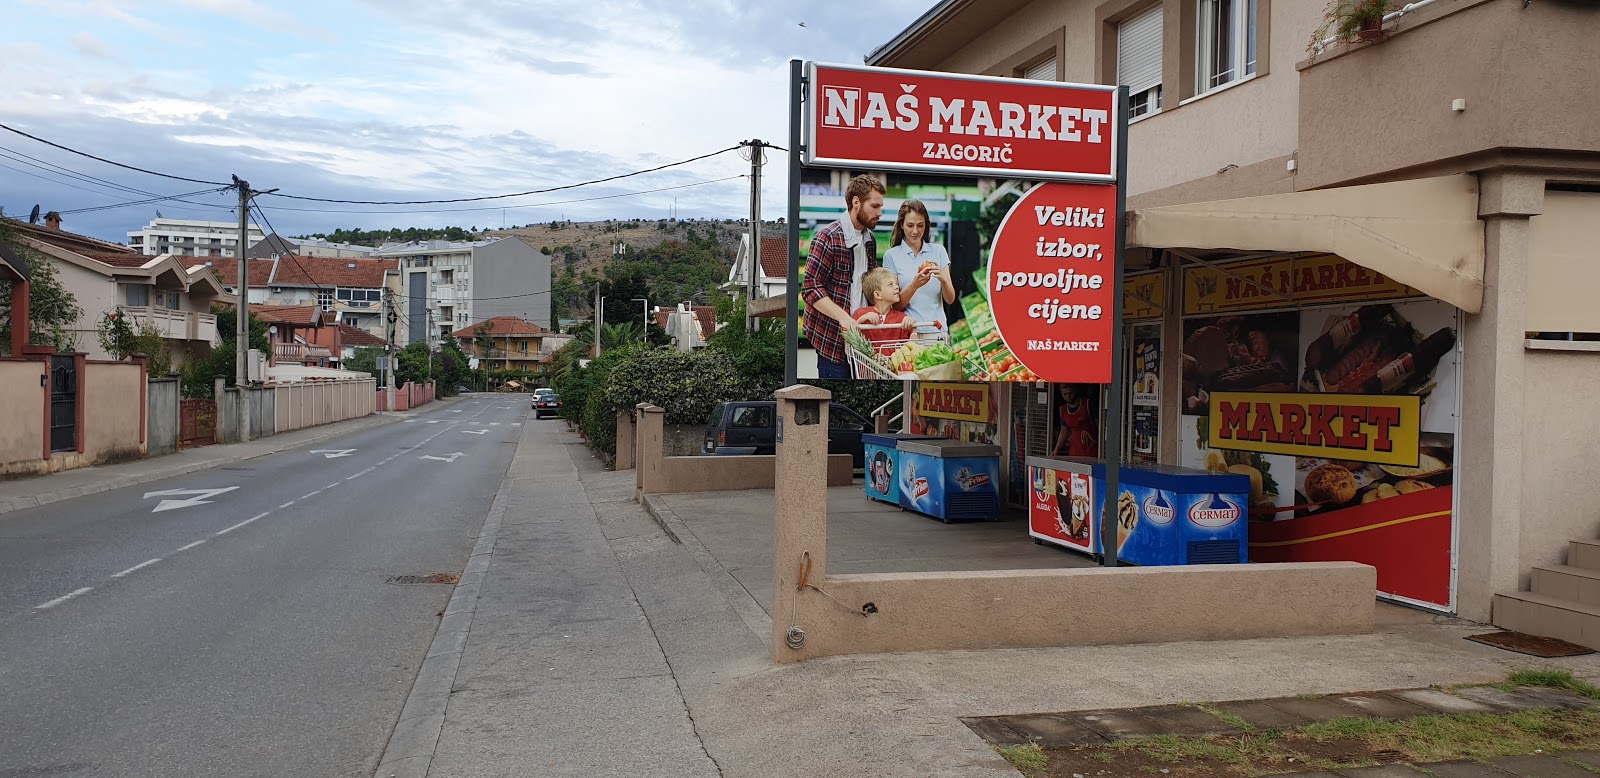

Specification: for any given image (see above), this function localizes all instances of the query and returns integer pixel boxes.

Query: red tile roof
[270,256,396,288]
[81,251,159,268]
[451,316,549,338]
[758,235,787,279]
[653,305,718,336]
[180,256,275,287]
[5,217,135,255]
[337,324,385,347]
[252,305,322,325]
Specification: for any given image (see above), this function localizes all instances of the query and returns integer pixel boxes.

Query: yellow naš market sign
[1207,391,1422,466]
[916,382,990,423]
[1123,272,1164,320]
[1184,255,1422,315]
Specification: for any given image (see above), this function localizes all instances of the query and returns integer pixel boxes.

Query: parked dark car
[701,401,869,468]
[534,393,563,419]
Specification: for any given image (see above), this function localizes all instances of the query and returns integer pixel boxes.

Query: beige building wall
[81,360,146,460]
[53,261,116,357]
[1521,349,1600,582]
[0,361,46,470]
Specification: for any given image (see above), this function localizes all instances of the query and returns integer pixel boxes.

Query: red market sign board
[987,182,1119,383]
[803,62,1119,182]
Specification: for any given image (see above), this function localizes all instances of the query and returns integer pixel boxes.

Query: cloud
[493,49,602,77]
[70,31,114,60]
[175,0,326,39]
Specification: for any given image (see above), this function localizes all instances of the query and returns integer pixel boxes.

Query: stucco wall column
[1456,171,1542,622]
[635,403,663,498]
[770,384,833,664]
[615,410,635,471]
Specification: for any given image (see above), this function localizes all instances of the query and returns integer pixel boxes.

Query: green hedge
[603,348,743,426]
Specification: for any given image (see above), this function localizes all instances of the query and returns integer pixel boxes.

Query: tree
[0,223,83,354]
[181,308,269,398]
[395,342,431,386]
[344,346,384,381]
[436,336,469,394]
[471,321,496,358]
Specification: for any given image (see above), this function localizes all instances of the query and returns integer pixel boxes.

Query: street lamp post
[633,298,649,344]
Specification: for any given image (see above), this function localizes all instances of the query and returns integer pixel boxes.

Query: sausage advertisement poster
[1179,292,1459,608]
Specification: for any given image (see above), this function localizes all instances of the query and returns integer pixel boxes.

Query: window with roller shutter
[1021,57,1056,81]
[1119,5,1164,117]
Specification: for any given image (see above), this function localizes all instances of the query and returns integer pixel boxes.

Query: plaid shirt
[801,219,878,365]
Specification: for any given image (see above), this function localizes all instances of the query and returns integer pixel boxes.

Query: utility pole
[232,177,252,443]
[426,308,435,387]
[594,281,602,359]
[384,286,396,411]
[633,297,649,345]
[745,139,764,332]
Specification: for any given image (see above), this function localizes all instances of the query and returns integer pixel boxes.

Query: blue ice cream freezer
[1091,462,1251,565]
[896,440,1002,522]
[862,433,942,506]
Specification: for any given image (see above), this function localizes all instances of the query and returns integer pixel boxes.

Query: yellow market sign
[1184,255,1422,315]
[1208,392,1422,466]
[1124,272,1164,320]
[917,382,990,423]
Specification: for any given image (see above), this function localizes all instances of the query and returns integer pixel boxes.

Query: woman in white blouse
[884,199,954,331]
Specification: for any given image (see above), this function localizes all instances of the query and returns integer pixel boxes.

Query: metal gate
[180,399,216,448]
[49,354,76,452]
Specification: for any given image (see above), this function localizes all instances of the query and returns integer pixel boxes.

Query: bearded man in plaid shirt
[801,175,886,378]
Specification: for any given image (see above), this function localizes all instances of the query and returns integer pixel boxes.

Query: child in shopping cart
[853,267,916,354]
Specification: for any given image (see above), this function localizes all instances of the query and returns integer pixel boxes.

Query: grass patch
[1196,705,1256,732]
[995,742,1048,775]
[1502,668,1600,700]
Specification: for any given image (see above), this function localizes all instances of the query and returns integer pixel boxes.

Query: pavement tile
[1261,696,1367,723]
[1389,688,1497,715]
[998,714,1106,746]
[1210,699,1312,730]
[1421,761,1515,777]
[1277,773,1344,777]
[1488,754,1598,777]
[1508,686,1596,711]
[1134,704,1247,736]
[960,716,1030,746]
[1566,751,1600,769]
[1451,687,1544,711]
[1331,692,1439,720]
[1332,766,1428,777]
[1072,710,1165,740]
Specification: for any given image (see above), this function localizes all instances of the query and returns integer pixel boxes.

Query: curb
[372,425,514,778]
[640,494,773,646]
[0,414,398,516]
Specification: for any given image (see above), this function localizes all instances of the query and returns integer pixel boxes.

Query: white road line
[346,467,375,480]
[279,501,295,509]
[176,540,206,552]
[36,587,93,610]
[325,482,340,490]
[301,490,322,499]
[217,512,270,535]
[111,558,162,578]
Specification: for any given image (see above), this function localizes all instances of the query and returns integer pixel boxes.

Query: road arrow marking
[310,449,356,459]
[462,429,488,435]
[419,452,465,463]
[450,410,463,413]
[143,487,240,513]
[426,420,441,424]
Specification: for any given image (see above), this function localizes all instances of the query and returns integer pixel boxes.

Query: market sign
[804,62,1118,182]
[1208,391,1422,466]
[1124,272,1164,320]
[917,382,990,423]
[1183,255,1423,315]
[986,182,1118,383]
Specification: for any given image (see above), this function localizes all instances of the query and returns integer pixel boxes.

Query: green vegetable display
[913,343,961,369]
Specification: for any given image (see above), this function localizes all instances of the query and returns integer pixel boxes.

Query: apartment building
[452,316,569,372]
[129,217,264,258]
[863,0,1600,635]
[249,233,375,259]
[374,238,550,349]
[258,256,397,339]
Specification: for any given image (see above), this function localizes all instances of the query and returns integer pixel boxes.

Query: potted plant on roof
[1309,0,1392,55]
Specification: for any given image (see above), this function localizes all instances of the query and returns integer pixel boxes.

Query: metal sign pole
[785,59,803,387]
[1099,85,1131,567]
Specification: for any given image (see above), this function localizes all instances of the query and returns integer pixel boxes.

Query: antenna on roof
[28,205,40,224]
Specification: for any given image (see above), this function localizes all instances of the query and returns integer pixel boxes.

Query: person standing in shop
[1051,384,1100,458]
[884,199,954,332]
[801,175,886,379]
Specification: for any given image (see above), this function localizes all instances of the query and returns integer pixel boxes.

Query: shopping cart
[847,324,980,380]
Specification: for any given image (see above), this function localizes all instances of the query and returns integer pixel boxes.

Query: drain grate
[387,573,460,585]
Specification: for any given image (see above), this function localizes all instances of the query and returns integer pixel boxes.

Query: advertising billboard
[793,63,1122,384]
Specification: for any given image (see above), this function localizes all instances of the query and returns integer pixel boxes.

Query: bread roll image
[1395,479,1434,494]
[1305,464,1358,504]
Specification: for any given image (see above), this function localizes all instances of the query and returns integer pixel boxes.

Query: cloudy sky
[1,0,931,242]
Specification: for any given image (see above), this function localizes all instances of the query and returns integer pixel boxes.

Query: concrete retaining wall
[632,404,852,494]
[81,360,146,462]
[146,377,180,456]
[0,359,46,472]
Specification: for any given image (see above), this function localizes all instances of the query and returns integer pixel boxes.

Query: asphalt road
[0,394,533,778]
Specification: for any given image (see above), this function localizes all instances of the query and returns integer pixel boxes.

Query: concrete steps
[1492,538,1600,650]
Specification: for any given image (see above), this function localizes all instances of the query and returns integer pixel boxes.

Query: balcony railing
[118,306,219,343]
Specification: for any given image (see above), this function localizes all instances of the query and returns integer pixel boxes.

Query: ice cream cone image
[1116,490,1138,551]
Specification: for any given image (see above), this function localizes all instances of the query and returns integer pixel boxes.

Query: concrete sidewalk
[0,404,442,515]
[388,424,1600,778]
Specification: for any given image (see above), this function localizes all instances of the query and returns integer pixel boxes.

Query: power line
[0,121,231,186]
[61,187,233,216]
[258,175,746,215]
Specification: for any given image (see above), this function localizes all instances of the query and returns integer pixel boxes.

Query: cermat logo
[822,86,861,129]
[1142,492,1176,525]
[1189,493,1242,528]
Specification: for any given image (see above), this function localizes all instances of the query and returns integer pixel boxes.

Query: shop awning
[1128,175,1485,313]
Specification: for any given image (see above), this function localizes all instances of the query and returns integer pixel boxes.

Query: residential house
[249,233,375,259]
[178,255,275,304]
[376,238,550,349]
[9,216,227,370]
[865,0,1600,634]
[723,234,789,318]
[654,304,720,352]
[336,324,386,361]
[252,304,339,369]
[129,216,263,258]
[257,256,397,338]
[453,316,568,372]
